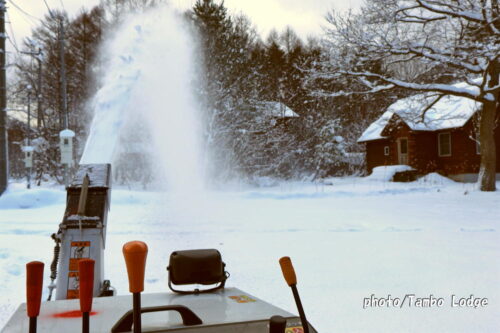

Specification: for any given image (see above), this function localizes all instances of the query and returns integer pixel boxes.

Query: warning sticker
[69,241,91,271]
[228,295,256,303]
[66,272,80,299]
[285,327,304,333]
[67,241,90,299]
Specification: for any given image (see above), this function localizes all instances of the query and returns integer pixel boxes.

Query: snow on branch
[311,84,395,98]
[389,43,485,73]
[414,0,484,23]
[340,70,485,101]
[318,0,499,107]
[396,4,447,23]
[485,84,500,94]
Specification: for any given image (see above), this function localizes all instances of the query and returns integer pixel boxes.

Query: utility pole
[59,20,68,130]
[0,0,8,196]
[37,48,43,130]
[59,19,69,187]
[26,88,31,189]
[21,48,44,188]
[21,48,44,128]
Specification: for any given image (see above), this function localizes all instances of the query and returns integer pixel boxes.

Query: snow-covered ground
[0,174,499,332]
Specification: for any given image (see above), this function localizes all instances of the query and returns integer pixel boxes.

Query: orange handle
[26,261,44,318]
[78,259,95,313]
[123,241,148,293]
[279,256,297,286]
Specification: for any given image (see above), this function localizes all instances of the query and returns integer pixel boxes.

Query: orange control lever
[78,259,95,313]
[26,261,44,318]
[123,241,148,333]
[279,257,309,333]
[123,241,148,293]
[279,256,297,286]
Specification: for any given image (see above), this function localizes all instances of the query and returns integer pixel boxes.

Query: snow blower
[2,164,318,333]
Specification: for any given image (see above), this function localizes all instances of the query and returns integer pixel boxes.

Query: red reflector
[52,310,98,318]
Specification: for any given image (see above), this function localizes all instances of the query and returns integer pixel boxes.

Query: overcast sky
[8,0,362,52]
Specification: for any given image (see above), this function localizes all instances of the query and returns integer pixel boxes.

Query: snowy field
[0,174,499,332]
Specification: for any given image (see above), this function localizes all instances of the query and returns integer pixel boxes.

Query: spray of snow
[80,5,204,194]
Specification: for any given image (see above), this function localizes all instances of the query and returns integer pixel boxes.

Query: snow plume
[80,5,205,195]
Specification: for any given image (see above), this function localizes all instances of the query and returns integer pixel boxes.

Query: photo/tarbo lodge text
[363,294,488,309]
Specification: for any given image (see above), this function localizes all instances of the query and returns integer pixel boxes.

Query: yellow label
[70,241,91,247]
[66,290,79,299]
[286,327,304,333]
[228,295,256,303]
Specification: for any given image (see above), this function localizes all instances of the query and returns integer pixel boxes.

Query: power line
[42,0,54,18]
[6,0,41,23]
[6,34,19,54]
[59,0,66,12]
[5,12,19,54]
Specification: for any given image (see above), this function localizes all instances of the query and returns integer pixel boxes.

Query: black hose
[47,233,61,301]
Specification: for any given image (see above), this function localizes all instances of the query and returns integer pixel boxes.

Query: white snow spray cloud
[80,5,204,195]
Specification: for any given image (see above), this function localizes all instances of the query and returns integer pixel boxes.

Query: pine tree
[191,0,258,180]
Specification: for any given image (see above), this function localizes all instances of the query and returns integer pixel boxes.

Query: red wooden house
[358,82,500,182]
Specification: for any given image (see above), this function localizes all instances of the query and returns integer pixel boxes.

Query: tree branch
[337,70,486,101]
[419,93,444,123]
[415,0,484,23]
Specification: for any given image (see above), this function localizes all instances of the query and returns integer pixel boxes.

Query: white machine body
[2,288,315,333]
[55,225,105,300]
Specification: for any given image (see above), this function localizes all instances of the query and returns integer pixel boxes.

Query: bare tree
[319,0,499,191]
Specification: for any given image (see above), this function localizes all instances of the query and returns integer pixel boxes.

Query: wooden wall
[364,118,500,175]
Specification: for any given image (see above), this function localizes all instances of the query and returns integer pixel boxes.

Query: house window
[438,132,451,156]
[384,146,389,156]
[64,138,69,145]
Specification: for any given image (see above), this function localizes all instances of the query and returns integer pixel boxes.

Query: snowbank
[365,165,415,181]
[0,184,65,209]
[417,172,456,185]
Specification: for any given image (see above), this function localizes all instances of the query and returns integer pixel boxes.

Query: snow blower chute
[50,164,113,301]
[2,164,318,333]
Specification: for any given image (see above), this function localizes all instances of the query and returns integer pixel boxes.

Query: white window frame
[438,132,452,157]
[384,146,389,156]
[397,137,409,165]
[399,138,408,154]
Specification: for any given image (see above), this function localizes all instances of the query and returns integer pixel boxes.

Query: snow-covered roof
[358,81,481,143]
[59,129,76,138]
[71,164,111,188]
[257,101,299,118]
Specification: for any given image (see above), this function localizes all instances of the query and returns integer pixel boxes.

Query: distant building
[243,101,299,134]
[358,82,500,182]
[257,101,299,119]
[7,116,26,179]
